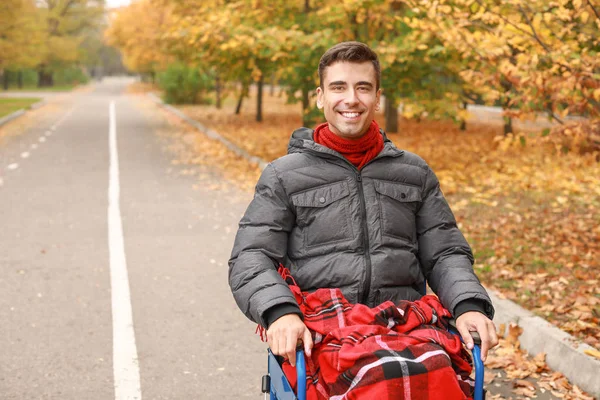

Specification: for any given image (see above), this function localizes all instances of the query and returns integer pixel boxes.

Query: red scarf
[313,120,384,170]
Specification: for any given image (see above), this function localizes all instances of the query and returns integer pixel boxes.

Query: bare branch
[587,0,600,20]
[517,5,552,52]
[549,111,564,125]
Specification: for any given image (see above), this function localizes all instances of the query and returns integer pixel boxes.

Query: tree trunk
[256,74,264,122]
[3,70,9,90]
[18,70,23,88]
[215,73,222,109]
[235,83,245,115]
[500,74,513,136]
[38,69,54,87]
[301,83,310,126]
[503,114,513,135]
[385,93,399,133]
[460,101,467,131]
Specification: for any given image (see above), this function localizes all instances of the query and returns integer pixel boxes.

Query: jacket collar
[288,126,405,160]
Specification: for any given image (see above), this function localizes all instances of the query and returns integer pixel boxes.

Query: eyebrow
[356,81,374,88]
[328,81,374,88]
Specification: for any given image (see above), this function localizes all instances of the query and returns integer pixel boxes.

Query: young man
[229,42,498,369]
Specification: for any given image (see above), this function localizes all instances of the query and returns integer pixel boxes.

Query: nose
[345,89,359,106]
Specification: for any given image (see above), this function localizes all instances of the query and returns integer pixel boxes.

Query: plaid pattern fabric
[273,269,475,399]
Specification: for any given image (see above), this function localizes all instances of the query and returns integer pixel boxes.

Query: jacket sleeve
[416,166,495,319]
[228,164,301,327]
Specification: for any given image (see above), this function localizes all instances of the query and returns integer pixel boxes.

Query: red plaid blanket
[261,267,475,399]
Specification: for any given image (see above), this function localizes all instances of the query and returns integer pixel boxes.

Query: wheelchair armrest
[448,318,482,345]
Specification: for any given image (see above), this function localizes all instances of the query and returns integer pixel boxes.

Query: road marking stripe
[109,100,142,400]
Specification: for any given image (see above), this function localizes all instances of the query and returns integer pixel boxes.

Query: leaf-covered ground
[174,89,600,352]
[128,85,598,399]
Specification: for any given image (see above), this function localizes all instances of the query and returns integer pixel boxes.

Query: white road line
[21,152,30,159]
[7,163,18,170]
[108,100,142,400]
[52,107,75,130]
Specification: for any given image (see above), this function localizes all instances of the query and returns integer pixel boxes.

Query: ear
[316,87,324,109]
[375,88,382,111]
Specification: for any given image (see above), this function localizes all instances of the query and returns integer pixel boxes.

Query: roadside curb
[148,93,599,396]
[0,109,26,127]
[0,100,47,128]
[487,288,600,396]
[147,93,269,170]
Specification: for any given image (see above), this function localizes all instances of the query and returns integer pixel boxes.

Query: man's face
[316,61,381,140]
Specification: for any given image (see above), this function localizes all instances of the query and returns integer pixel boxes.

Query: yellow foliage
[0,0,45,69]
[104,0,174,73]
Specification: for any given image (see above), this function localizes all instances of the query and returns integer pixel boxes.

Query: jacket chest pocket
[374,180,422,242]
[290,180,354,248]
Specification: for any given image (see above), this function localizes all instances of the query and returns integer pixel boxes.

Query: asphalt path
[0,78,264,399]
[0,78,562,399]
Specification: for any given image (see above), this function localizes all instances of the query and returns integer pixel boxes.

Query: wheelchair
[260,288,486,400]
[262,330,484,400]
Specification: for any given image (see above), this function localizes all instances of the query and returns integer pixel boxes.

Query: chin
[342,125,367,137]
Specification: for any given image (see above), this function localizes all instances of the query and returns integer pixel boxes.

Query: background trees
[1,0,111,89]
[105,0,598,140]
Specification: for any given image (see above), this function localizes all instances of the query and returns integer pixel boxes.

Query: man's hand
[455,311,498,362]
[267,314,313,367]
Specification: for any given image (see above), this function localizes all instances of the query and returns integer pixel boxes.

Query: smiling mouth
[339,111,362,119]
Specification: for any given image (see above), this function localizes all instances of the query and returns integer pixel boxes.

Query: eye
[358,86,370,92]
[331,86,344,91]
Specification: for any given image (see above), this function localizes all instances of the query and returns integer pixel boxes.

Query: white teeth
[341,112,360,118]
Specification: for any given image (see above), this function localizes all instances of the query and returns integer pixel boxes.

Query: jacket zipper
[300,143,404,305]
[355,172,373,305]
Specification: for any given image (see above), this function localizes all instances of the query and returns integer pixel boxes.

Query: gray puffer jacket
[229,128,494,327]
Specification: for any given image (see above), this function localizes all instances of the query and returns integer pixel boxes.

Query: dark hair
[318,41,381,90]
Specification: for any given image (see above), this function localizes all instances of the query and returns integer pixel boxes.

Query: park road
[0,78,264,399]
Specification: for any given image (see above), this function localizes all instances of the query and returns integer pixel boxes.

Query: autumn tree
[33,0,105,87]
[0,0,45,89]
[405,0,600,135]
[104,0,174,81]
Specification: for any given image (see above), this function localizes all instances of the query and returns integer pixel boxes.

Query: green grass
[0,98,42,118]
[3,84,76,92]
[498,280,517,290]
[524,259,561,273]
[475,264,492,273]
[473,247,495,261]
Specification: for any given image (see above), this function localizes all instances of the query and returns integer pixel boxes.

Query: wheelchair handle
[296,349,306,400]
